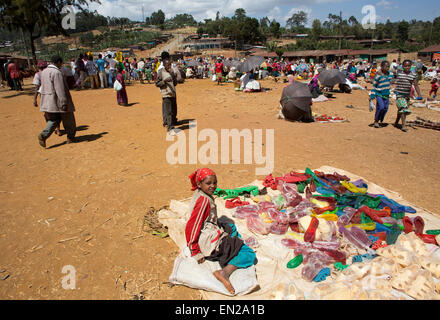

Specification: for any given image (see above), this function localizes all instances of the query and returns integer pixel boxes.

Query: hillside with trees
[1,3,439,64]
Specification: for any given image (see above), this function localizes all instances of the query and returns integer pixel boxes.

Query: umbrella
[186,60,200,67]
[280,81,313,113]
[414,61,424,70]
[224,59,241,68]
[318,69,346,87]
[296,63,309,73]
[238,56,265,72]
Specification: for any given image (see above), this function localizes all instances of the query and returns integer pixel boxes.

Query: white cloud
[376,0,392,10]
[86,0,346,25]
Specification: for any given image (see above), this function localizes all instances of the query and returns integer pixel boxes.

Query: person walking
[156,59,179,133]
[37,55,76,148]
[8,59,22,91]
[115,65,128,106]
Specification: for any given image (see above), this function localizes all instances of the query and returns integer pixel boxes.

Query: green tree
[397,20,409,43]
[286,10,308,31]
[0,0,99,64]
[234,8,246,22]
[269,19,280,38]
[150,9,165,26]
[311,19,322,40]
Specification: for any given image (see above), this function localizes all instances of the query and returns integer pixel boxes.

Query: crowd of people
[2,47,438,147]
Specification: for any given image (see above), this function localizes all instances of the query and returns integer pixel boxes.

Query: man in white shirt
[137,58,145,83]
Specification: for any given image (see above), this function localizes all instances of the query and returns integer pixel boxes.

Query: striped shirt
[371,72,392,99]
[395,71,417,97]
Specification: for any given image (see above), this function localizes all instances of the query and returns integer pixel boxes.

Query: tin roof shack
[282,50,350,63]
[348,48,400,62]
[184,37,234,51]
[418,45,440,62]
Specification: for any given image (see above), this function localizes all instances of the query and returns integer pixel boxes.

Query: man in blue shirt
[95,54,109,88]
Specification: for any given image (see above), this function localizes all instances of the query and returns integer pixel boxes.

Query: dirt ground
[0,75,439,300]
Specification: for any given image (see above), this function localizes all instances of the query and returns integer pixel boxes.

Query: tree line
[1,1,439,65]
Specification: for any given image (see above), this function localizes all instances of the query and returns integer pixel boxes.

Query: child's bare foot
[213,270,235,294]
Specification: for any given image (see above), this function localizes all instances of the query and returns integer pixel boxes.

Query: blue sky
[87,0,439,26]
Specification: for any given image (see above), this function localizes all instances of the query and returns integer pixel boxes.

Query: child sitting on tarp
[185,168,256,295]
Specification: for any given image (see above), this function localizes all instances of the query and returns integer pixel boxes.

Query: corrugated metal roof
[419,45,440,53]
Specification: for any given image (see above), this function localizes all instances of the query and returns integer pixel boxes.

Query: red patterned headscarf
[189,168,216,191]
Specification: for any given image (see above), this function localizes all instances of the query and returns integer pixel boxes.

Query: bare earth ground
[0,76,439,300]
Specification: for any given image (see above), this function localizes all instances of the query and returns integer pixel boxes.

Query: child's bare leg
[213,264,238,294]
[401,114,408,131]
[394,113,401,127]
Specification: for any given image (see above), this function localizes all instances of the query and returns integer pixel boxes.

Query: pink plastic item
[234,205,259,219]
[270,222,289,235]
[244,236,259,248]
[281,238,311,250]
[267,207,289,224]
[246,216,271,235]
[258,201,278,213]
[339,226,372,250]
[337,207,357,228]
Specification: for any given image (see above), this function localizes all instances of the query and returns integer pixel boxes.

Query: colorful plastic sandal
[426,230,440,235]
[313,268,331,282]
[287,254,303,269]
[333,262,349,271]
[304,217,319,243]
[386,224,401,245]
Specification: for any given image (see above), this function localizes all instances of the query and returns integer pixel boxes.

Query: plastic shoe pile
[228,168,440,299]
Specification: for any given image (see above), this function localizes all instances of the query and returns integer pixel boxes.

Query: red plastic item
[356,206,384,224]
[304,217,319,243]
[402,216,414,234]
[372,240,388,250]
[320,248,347,265]
[305,187,312,199]
[225,197,249,209]
[313,205,336,215]
[310,179,316,192]
[262,174,277,190]
[371,232,387,241]
[289,222,300,233]
[351,211,362,224]
[313,196,337,205]
[416,234,438,245]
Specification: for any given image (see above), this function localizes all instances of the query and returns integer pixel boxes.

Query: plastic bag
[211,74,216,82]
[369,99,375,112]
[113,79,122,91]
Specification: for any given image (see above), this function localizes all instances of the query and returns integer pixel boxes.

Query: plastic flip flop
[402,216,414,233]
[334,262,349,271]
[412,216,425,234]
[386,224,401,245]
[287,254,303,269]
[313,268,331,282]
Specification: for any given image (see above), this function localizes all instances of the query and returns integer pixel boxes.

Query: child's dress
[185,189,255,269]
